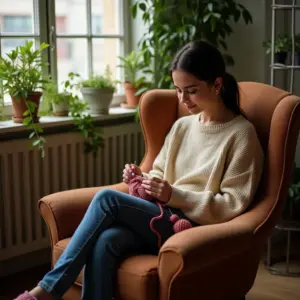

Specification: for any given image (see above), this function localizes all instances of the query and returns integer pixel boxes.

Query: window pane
[92,0,120,34]
[93,38,119,79]
[1,38,34,59]
[56,38,88,86]
[55,0,87,35]
[93,38,121,92]
[0,0,34,34]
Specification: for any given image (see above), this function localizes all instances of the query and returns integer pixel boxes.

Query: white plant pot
[81,87,114,114]
[52,102,69,116]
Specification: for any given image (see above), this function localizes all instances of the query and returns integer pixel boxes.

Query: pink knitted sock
[14,291,37,300]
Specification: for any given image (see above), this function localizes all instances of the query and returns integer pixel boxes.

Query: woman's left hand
[141,177,172,203]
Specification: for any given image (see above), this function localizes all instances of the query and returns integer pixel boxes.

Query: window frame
[0,0,131,108]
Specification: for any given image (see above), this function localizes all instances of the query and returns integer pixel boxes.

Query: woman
[16,40,264,300]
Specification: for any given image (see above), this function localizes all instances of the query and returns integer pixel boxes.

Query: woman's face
[172,70,222,114]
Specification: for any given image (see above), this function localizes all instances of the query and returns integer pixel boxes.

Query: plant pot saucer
[12,116,40,124]
[120,102,138,109]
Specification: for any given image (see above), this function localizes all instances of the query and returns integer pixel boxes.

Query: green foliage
[63,72,105,155]
[295,34,300,52]
[263,34,292,54]
[132,0,253,89]
[117,50,150,90]
[80,66,116,90]
[0,40,49,158]
[44,80,71,105]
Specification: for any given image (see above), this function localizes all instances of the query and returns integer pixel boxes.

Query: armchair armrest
[158,216,253,279]
[39,183,128,245]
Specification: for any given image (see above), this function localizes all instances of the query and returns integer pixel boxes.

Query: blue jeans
[38,189,197,300]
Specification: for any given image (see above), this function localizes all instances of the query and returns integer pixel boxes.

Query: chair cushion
[53,238,159,300]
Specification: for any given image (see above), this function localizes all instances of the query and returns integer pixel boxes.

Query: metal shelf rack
[270,1,300,93]
[265,0,300,277]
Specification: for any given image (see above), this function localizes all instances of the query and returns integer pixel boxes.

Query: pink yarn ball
[173,219,193,233]
[169,214,180,224]
[128,176,155,201]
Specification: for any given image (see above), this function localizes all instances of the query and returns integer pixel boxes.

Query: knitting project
[128,175,192,248]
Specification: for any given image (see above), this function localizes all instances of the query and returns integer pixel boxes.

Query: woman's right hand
[123,164,142,184]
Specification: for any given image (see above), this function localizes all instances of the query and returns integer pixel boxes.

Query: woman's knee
[92,189,119,206]
[94,226,141,256]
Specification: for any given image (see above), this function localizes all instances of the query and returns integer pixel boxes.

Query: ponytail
[221,72,243,116]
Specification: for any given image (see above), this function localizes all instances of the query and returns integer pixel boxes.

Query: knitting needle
[131,160,136,177]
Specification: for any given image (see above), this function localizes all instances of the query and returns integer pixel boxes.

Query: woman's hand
[141,177,172,203]
[122,163,142,184]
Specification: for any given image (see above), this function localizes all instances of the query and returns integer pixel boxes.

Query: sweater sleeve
[167,127,264,225]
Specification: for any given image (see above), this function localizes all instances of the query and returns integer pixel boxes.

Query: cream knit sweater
[144,113,264,225]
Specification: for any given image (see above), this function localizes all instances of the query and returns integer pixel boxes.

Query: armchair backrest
[139,82,300,241]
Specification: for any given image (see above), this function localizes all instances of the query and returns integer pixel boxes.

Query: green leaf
[32,139,41,146]
[213,13,221,19]
[23,117,32,125]
[29,132,35,139]
[27,100,37,112]
[139,3,146,11]
[207,3,213,12]
[23,109,30,117]
[203,14,211,23]
[131,3,137,18]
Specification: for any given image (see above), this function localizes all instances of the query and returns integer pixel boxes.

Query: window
[0,0,130,103]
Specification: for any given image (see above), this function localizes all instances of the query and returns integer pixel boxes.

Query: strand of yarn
[128,175,193,248]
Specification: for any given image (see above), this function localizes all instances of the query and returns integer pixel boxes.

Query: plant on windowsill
[0,40,49,157]
[42,80,71,116]
[263,34,291,65]
[80,66,116,115]
[63,72,105,155]
[117,50,151,109]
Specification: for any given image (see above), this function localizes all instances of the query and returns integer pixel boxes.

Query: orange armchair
[39,82,300,300]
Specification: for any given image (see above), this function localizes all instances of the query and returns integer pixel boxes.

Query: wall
[226,0,269,83]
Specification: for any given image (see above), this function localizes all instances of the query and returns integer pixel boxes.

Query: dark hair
[171,40,242,115]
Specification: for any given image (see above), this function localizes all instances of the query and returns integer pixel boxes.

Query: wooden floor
[1,261,300,300]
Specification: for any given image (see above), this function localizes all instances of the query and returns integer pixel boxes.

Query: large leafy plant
[132,0,252,89]
[0,41,49,157]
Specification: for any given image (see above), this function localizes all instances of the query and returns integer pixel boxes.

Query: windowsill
[0,106,137,140]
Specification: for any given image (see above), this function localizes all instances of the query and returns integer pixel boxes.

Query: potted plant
[43,80,71,116]
[0,40,49,157]
[295,34,300,66]
[263,35,291,64]
[80,66,116,115]
[118,50,150,108]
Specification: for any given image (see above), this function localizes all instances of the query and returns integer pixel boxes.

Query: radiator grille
[0,123,145,261]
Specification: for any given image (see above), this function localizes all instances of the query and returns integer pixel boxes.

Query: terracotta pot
[11,92,42,123]
[121,82,141,109]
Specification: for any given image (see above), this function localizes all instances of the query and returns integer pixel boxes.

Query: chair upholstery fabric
[39,82,300,300]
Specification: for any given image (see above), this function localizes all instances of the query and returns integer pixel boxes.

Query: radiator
[0,122,145,262]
